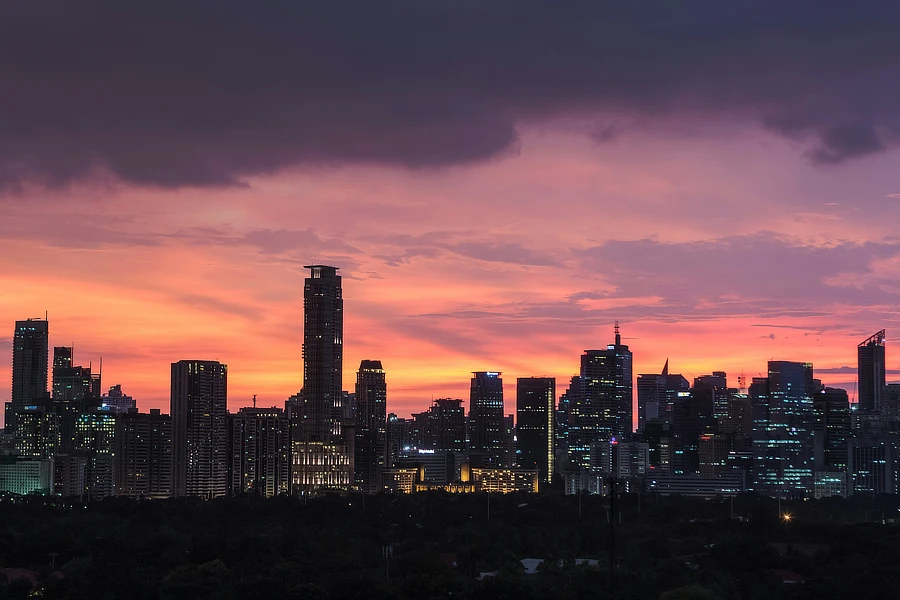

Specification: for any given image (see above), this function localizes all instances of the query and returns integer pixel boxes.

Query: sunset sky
[2,2,900,422]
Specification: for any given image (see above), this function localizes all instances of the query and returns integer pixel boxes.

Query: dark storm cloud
[2,0,900,188]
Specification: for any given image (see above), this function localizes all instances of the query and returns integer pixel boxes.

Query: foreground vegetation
[2,491,900,599]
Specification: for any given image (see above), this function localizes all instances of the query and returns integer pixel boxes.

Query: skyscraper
[227,406,289,498]
[516,377,555,483]
[287,265,351,493]
[858,330,886,413]
[6,318,49,434]
[418,398,467,454]
[116,408,173,499]
[171,360,228,498]
[354,360,387,494]
[51,346,101,452]
[468,371,504,467]
[564,324,634,475]
[751,361,816,497]
[636,360,689,431]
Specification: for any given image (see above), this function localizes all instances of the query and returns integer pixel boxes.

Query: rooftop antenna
[252,394,257,409]
[614,321,621,345]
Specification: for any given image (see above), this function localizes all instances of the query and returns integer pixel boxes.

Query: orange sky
[2,128,899,423]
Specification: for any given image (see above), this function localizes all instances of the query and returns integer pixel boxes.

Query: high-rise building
[6,318,49,434]
[516,377,555,483]
[116,408,173,499]
[751,361,816,497]
[813,387,851,473]
[171,360,228,498]
[637,360,690,431]
[564,324,634,475]
[418,399,467,454]
[858,330,886,413]
[468,372,505,467]
[693,372,729,421]
[385,413,413,468]
[13,407,60,459]
[73,411,118,500]
[354,360,387,494]
[287,265,352,493]
[101,385,136,414]
[51,347,101,452]
[227,407,289,498]
[581,324,633,440]
[848,436,900,496]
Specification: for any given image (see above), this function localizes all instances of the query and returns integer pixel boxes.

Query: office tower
[227,407,289,498]
[287,265,351,493]
[564,324,634,476]
[502,414,516,467]
[669,387,716,476]
[51,347,102,452]
[0,457,53,496]
[751,361,816,497]
[812,387,851,472]
[6,318,49,435]
[848,436,900,496]
[516,377,555,483]
[581,323,634,440]
[171,360,228,498]
[101,385,136,414]
[385,413,413,468]
[637,360,690,431]
[416,399,467,453]
[858,330,886,413]
[12,407,60,459]
[74,411,118,500]
[468,371,504,467]
[51,347,101,404]
[116,409,173,499]
[693,372,729,421]
[353,360,387,494]
[53,455,87,497]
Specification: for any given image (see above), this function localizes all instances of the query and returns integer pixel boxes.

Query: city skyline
[0,312,895,427]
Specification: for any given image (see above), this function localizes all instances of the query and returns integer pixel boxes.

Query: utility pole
[608,473,617,597]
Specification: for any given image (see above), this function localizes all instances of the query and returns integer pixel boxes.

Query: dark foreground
[2,491,900,600]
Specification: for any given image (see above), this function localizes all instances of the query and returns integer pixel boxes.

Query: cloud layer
[2,1,900,188]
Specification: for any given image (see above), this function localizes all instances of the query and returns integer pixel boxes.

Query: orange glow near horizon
[2,129,898,424]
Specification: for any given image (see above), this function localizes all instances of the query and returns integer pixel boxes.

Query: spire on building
[661,358,669,377]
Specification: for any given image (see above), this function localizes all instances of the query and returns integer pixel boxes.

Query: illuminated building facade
[6,318,49,435]
[354,360,387,494]
[287,265,352,493]
[565,324,634,476]
[227,407,289,497]
[463,465,539,493]
[468,371,505,467]
[74,411,118,500]
[116,408,173,499]
[516,377,555,483]
[858,330,886,413]
[13,407,59,459]
[0,456,53,496]
[101,385,136,414]
[171,360,228,498]
[751,361,816,497]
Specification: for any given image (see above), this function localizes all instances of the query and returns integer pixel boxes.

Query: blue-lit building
[751,361,816,498]
[468,371,505,467]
